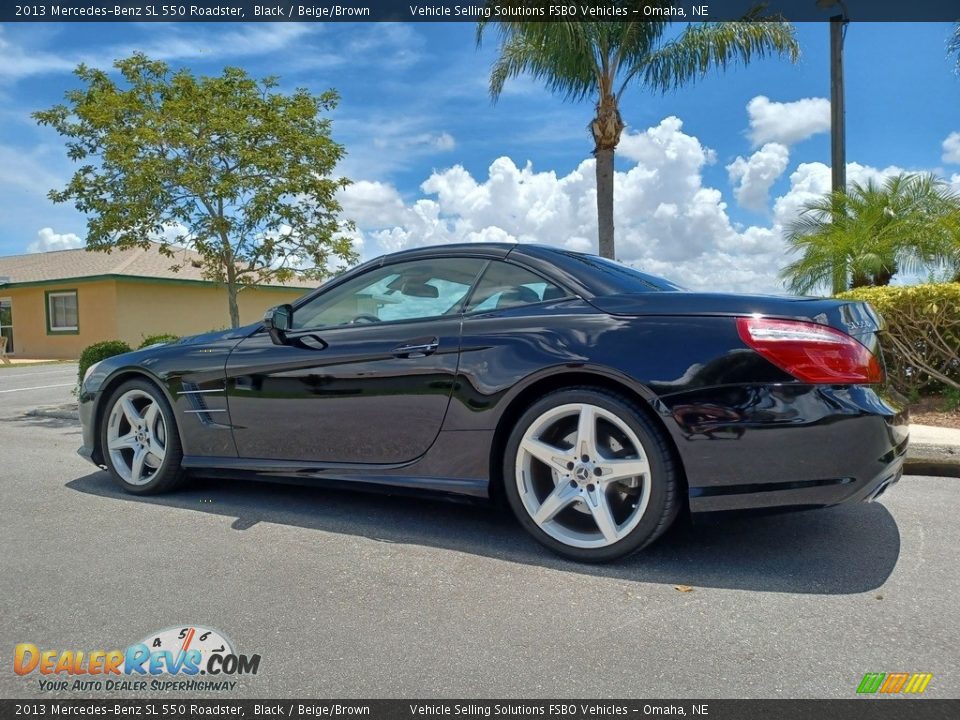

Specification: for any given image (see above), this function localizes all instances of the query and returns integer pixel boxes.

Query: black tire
[503,387,680,563]
[99,378,186,495]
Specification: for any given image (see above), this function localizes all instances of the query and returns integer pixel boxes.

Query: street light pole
[817,0,850,195]
[829,13,847,195]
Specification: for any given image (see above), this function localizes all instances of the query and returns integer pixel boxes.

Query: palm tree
[950,22,960,72]
[781,173,960,295]
[477,6,799,259]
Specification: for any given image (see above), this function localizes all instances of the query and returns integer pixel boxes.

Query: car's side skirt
[181,455,490,498]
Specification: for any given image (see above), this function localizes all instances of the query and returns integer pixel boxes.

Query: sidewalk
[0,358,70,367]
[22,403,960,478]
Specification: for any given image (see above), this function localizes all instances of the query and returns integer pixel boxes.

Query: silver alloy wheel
[106,389,168,486]
[515,403,652,549]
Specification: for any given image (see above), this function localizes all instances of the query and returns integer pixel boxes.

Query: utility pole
[829,14,846,194]
[818,0,850,195]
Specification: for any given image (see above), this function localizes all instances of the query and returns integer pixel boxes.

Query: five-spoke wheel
[504,388,678,562]
[100,379,184,495]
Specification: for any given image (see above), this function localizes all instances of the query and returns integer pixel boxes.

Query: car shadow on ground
[66,470,900,595]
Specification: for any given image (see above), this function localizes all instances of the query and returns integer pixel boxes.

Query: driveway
[0,362,957,698]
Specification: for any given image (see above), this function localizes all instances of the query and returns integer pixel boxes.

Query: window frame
[461,259,574,317]
[45,289,80,335]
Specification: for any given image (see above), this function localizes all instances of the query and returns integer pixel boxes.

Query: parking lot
[1,362,957,698]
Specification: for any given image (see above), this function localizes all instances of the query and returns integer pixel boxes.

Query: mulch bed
[908,395,960,429]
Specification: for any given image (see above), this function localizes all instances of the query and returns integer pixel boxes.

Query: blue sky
[1,21,958,291]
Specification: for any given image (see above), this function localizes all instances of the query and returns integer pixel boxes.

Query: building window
[0,298,12,353]
[46,290,79,334]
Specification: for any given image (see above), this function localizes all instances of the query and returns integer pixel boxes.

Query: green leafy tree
[477,4,799,259]
[781,173,960,295]
[35,54,357,328]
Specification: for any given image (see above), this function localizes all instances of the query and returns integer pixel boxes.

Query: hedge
[837,283,960,396]
[77,340,132,389]
[138,334,179,349]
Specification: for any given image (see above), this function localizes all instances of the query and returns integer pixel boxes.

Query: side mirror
[263,304,293,346]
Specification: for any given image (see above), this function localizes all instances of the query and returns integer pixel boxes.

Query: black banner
[2,0,960,24]
[1,700,959,720]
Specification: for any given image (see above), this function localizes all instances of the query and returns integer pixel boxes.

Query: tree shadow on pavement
[67,470,900,595]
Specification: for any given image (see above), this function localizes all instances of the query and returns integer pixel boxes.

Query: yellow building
[0,244,314,359]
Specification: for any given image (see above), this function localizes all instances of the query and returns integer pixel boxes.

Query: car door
[224,257,488,464]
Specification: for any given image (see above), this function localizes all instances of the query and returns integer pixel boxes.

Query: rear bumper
[659,384,909,514]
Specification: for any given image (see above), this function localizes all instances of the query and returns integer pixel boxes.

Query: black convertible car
[78,243,908,562]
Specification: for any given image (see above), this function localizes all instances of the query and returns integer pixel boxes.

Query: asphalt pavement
[0,363,957,699]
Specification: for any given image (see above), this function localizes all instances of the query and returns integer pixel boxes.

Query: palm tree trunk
[873,265,896,287]
[591,93,624,260]
[831,265,847,295]
[596,148,615,260]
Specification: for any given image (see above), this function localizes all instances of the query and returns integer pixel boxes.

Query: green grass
[0,359,75,370]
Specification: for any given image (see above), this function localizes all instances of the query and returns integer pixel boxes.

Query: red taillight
[736,316,883,384]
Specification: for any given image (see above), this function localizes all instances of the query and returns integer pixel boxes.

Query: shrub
[77,340,132,389]
[138,334,179,349]
[837,283,960,396]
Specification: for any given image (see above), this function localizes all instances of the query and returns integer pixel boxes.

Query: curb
[19,404,960,478]
[903,442,960,478]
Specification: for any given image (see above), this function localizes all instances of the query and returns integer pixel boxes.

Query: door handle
[393,338,439,358]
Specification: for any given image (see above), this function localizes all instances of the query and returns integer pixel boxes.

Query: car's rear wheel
[503,388,679,562]
[100,378,185,495]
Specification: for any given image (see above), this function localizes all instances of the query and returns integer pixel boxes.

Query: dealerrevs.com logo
[14,625,261,692]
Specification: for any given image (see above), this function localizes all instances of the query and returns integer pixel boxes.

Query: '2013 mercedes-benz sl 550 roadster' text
[79,243,908,562]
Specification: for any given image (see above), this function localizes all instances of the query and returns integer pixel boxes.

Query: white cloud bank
[747,95,831,147]
[28,227,83,253]
[339,116,922,294]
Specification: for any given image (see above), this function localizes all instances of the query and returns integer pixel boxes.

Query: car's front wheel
[503,388,679,562]
[100,378,185,495]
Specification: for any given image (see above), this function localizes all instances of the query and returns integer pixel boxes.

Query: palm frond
[949,22,960,73]
[782,172,960,294]
[477,18,600,102]
[639,21,799,94]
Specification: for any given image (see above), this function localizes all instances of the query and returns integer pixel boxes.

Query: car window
[292,258,487,330]
[465,261,569,313]
[561,252,683,291]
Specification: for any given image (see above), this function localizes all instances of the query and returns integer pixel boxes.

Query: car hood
[173,323,260,347]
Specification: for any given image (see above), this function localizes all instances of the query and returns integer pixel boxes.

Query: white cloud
[339,181,409,228]
[0,24,317,82]
[344,117,795,292]
[340,116,943,295]
[28,227,82,253]
[746,96,831,147]
[727,143,790,212]
[370,129,455,153]
[942,132,960,164]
